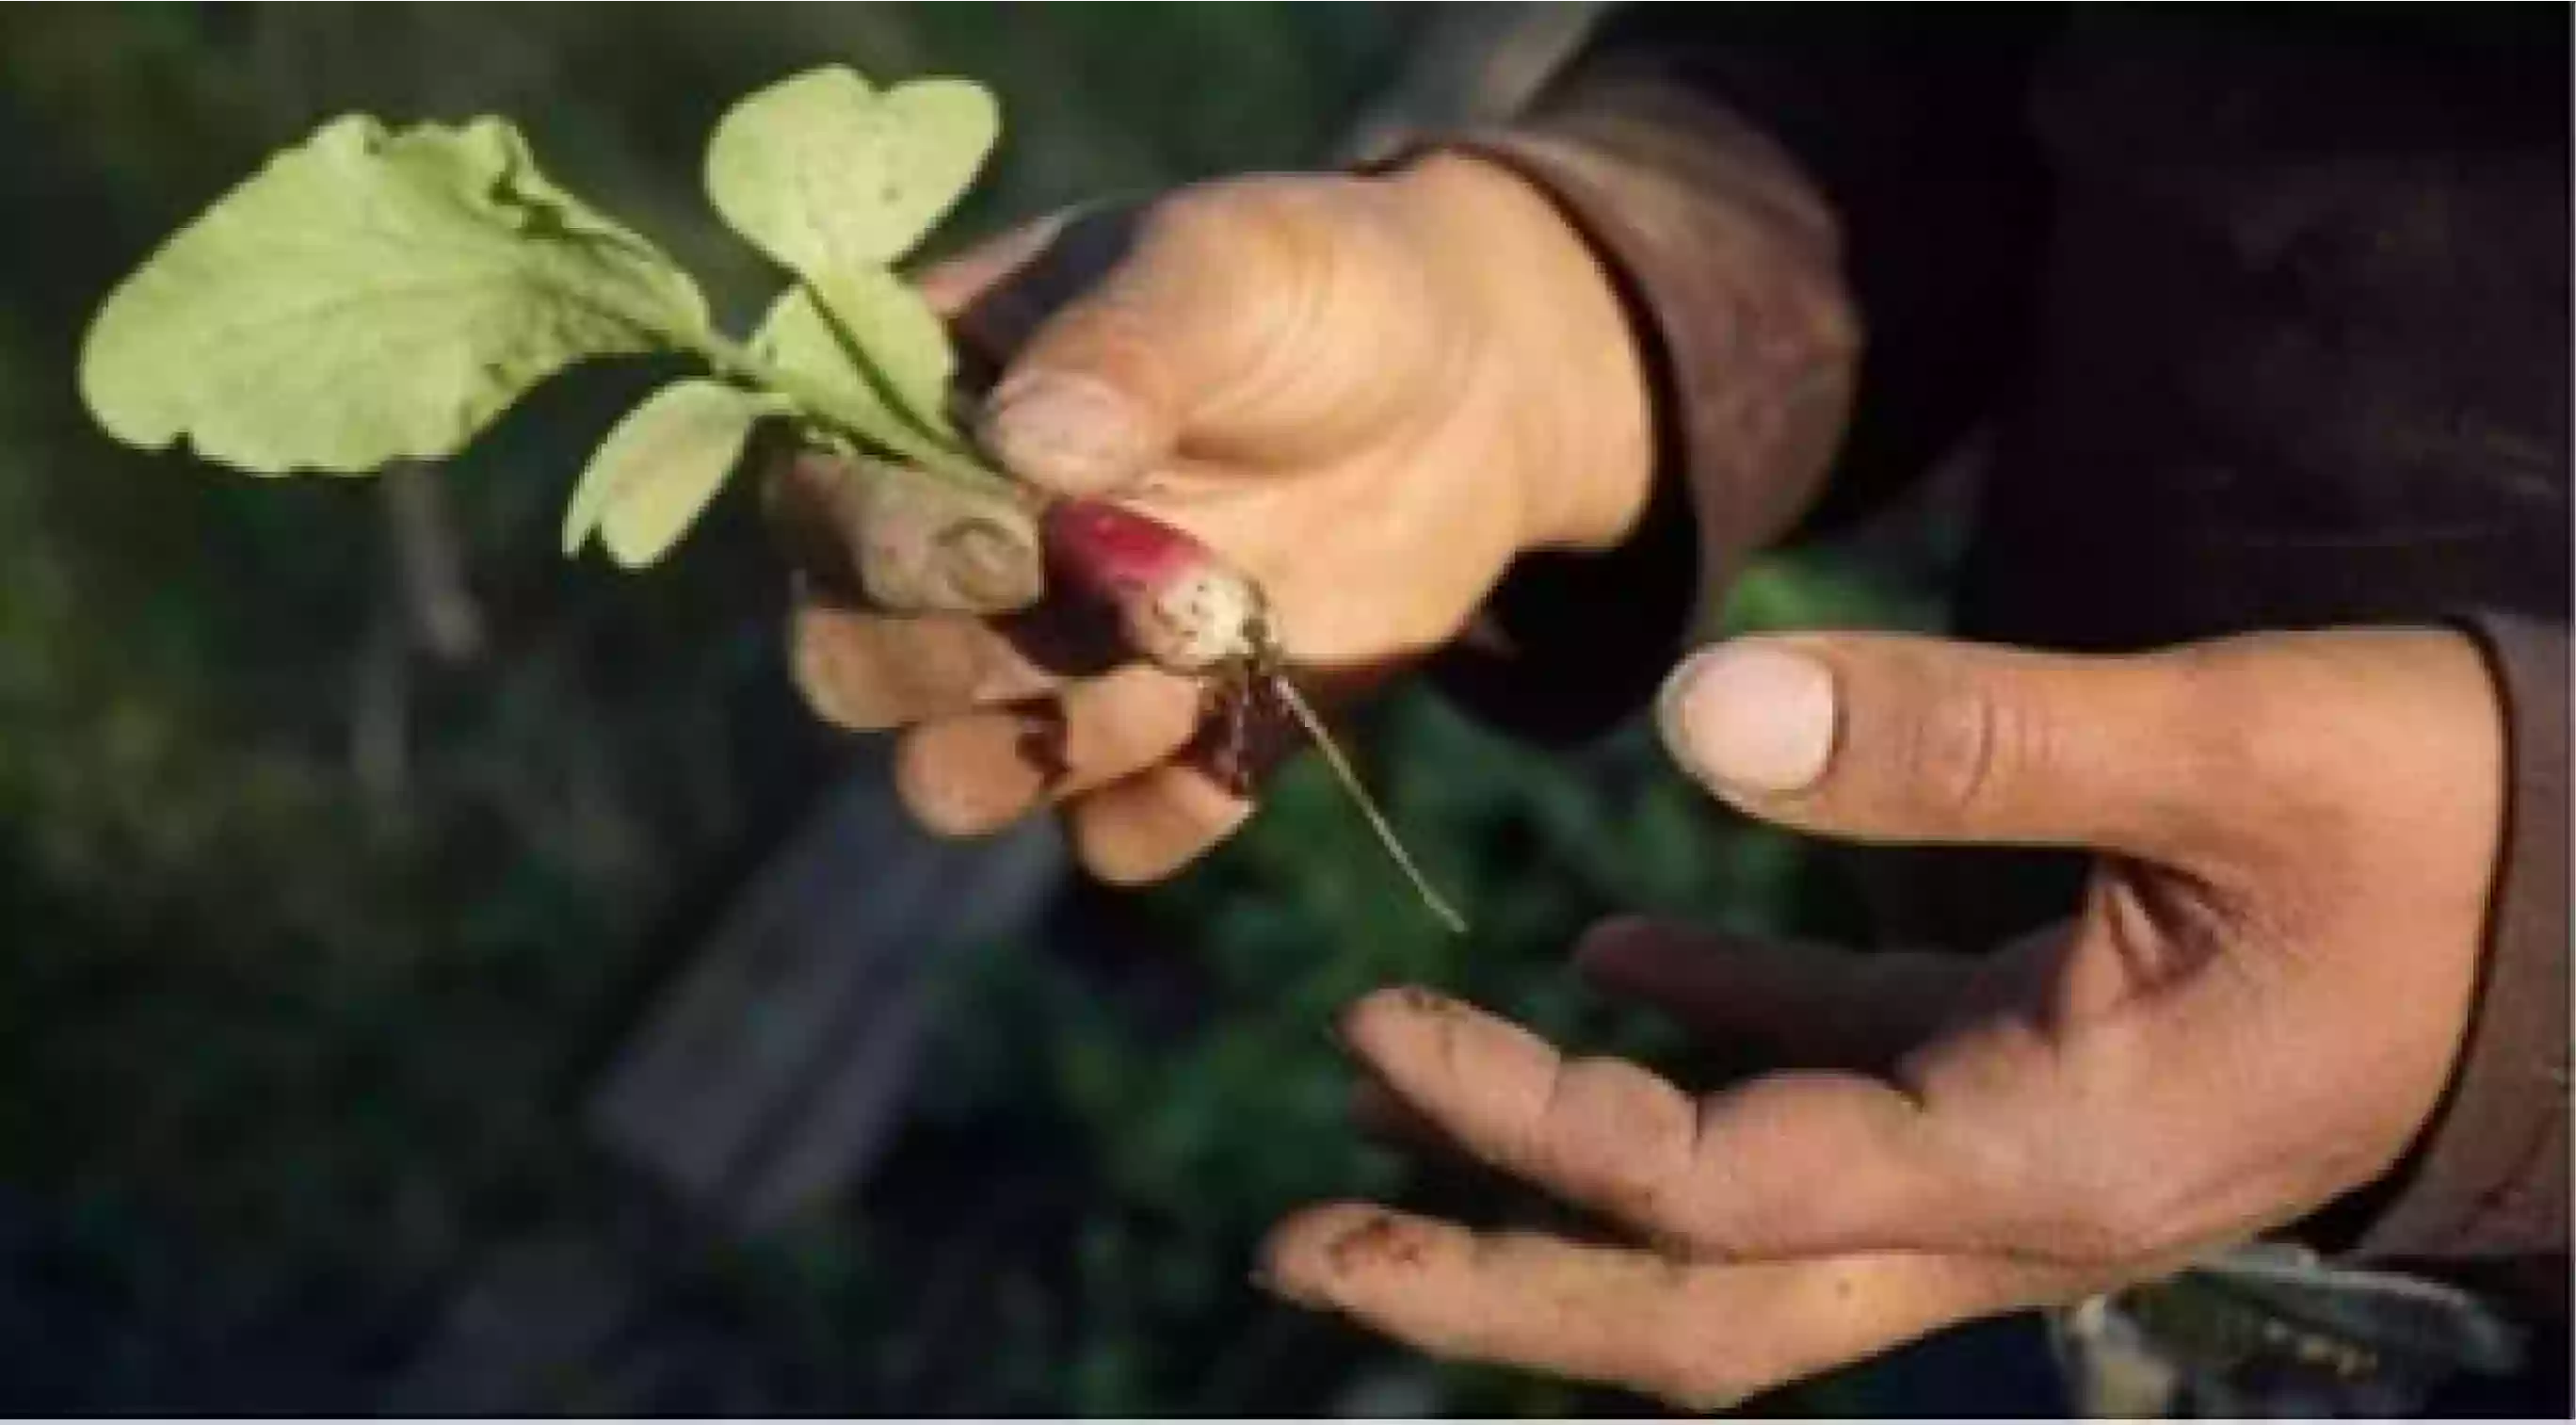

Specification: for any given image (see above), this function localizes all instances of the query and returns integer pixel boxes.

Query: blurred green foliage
[0,5,1953,1415]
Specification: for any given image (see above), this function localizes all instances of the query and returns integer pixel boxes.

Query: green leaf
[812,267,958,439]
[704,66,998,277]
[562,379,776,568]
[750,269,956,444]
[81,115,710,476]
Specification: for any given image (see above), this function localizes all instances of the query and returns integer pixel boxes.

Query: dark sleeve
[2327,613,2570,1320]
[1401,6,2062,743]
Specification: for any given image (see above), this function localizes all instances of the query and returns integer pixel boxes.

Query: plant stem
[689,328,1019,497]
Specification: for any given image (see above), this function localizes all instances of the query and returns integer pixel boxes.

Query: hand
[1259,626,2504,1409]
[776,154,1653,883]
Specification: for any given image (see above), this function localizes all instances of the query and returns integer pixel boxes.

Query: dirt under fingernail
[1325,1214,1431,1274]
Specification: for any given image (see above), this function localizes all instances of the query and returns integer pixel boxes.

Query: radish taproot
[1035,494,1467,934]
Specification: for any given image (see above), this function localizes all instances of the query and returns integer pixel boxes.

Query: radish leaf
[80,115,710,476]
[703,67,998,278]
[564,379,781,567]
[82,65,1017,575]
[749,268,956,450]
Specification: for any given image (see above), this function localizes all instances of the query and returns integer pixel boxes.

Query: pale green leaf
[749,285,886,436]
[562,379,776,568]
[476,121,685,265]
[80,115,710,476]
[810,267,957,438]
[704,67,998,277]
[749,269,955,446]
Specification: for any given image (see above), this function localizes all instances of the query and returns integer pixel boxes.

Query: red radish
[1035,494,1466,934]
[1038,498,1266,675]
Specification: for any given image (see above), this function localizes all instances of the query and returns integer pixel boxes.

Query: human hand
[1259,627,2504,1409]
[773,154,1653,883]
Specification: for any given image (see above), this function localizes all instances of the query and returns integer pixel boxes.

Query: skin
[1263,626,2502,1407]
[771,154,2511,1406]
[777,154,1652,883]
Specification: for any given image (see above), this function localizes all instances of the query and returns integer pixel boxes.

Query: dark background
[0,5,2029,1414]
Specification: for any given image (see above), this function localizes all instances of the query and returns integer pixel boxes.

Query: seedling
[77,66,1465,933]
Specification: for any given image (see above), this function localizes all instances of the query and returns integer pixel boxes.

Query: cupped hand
[1259,626,2504,1410]
[775,154,1652,883]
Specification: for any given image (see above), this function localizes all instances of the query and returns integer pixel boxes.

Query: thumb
[1655,633,2233,863]
[974,179,1444,496]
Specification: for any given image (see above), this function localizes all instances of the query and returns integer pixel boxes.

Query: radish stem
[696,327,1011,494]
[1268,672,1467,935]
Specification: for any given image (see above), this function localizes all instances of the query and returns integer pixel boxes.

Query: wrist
[1379,152,1655,556]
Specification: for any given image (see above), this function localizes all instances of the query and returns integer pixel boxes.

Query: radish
[1039,498,1268,674]
[1038,494,1467,934]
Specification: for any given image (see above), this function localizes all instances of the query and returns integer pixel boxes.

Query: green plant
[77,61,1461,931]
[80,66,1015,572]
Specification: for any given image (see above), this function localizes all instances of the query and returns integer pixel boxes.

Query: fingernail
[979,373,1152,491]
[1658,642,1837,795]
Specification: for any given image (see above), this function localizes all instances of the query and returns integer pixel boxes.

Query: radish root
[1266,670,1468,935]
[1024,491,1468,933]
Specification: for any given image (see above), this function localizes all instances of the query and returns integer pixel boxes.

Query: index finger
[788,598,1061,732]
[1330,987,2012,1264]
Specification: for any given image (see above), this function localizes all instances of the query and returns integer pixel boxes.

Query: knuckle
[2167,640,2330,818]
[1085,183,1320,412]
[1077,780,1247,886]
[788,612,881,731]
[1075,838,1165,887]
[1076,824,1185,886]
[2153,640,2269,769]
[1536,1058,1697,1223]
[1071,668,1201,769]
[892,733,1007,841]
[1136,181,1284,266]
[1139,175,1375,308]
[1899,675,2025,827]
